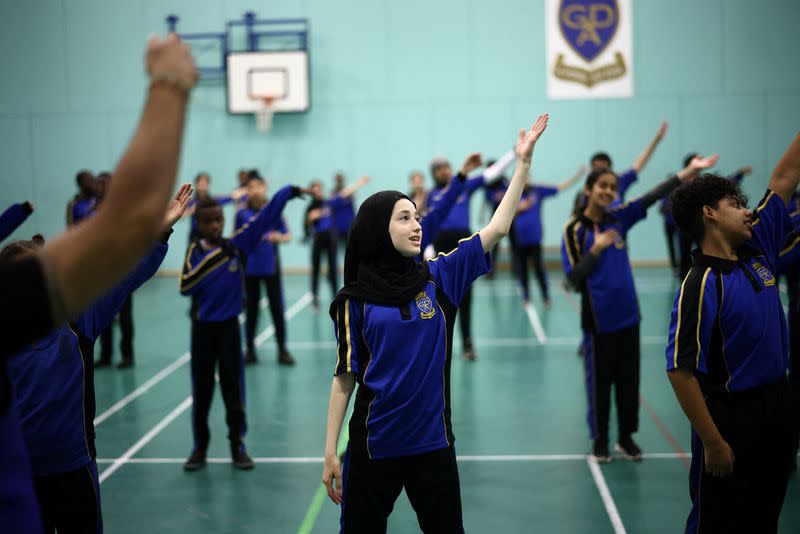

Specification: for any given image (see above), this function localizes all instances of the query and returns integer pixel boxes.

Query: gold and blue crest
[752,260,776,287]
[559,0,619,63]
[415,291,435,320]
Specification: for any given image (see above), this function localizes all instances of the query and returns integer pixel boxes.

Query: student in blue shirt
[425,152,514,361]
[514,167,583,307]
[65,170,98,227]
[332,173,357,247]
[4,185,190,534]
[304,176,370,310]
[665,134,800,533]
[321,115,549,533]
[180,183,303,471]
[185,172,247,242]
[0,201,34,243]
[562,153,718,463]
[235,175,294,366]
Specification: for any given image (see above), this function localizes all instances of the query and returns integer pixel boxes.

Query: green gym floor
[92,267,800,533]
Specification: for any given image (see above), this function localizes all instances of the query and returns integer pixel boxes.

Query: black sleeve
[639,176,681,209]
[565,252,599,290]
[0,257,55,359]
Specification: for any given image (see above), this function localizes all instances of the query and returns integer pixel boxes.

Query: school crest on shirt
[415,292,436,319]
[752,260,775,287]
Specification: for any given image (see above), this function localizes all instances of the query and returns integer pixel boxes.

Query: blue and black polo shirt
[181,185,297,322]
[514,185,559,246]
[665,190,792,392]
[426,175,485,231]
[332,233,491,459]
[235,207,289,277]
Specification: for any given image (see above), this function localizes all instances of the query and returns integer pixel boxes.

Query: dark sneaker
[244,349,258,365]
[615,436,643,462]
[183,449,207,471]
[591,441,612,463]
[463,342,477,361]
[232,445,255,470]
[116,359,133,369]
[94,359,111,369]
[277,350,295,366]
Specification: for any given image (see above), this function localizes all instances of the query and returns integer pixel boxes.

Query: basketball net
[255,96,276,132]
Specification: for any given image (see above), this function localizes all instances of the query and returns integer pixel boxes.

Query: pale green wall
[1,0,799,271]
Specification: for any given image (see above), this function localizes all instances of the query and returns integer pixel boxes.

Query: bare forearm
[42,85,188,320]
[770,133,800,203]
[632,132,662,173]
[325,375,354,457]
[480,159,531,251]
[668,369,723,447]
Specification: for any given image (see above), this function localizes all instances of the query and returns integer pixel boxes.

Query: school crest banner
[545,0,634,99]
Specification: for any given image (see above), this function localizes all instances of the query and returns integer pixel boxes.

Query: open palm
[516,114,549,162]
[164,183,194,228]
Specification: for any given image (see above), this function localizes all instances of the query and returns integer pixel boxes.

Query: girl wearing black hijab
[322,114,549,533]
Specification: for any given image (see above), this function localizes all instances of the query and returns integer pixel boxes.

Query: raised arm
[230,185,301,253]
[639,154,720,209]
[37,34,197,323]
[337,176,370,199]
[769,133,800,203]
[557,165,586,192]
[420,175,466,250]
[631,120,668,173]
[479,114,549,253]
[0,202,34,242]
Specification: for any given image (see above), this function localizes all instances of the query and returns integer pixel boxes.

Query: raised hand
[739,165,753,176]
[163,183,194,229]
[459,153,483,175]
[689,154,720,173]
[146,33,198,93]
[656,120,669,140]
[516,114,549,163]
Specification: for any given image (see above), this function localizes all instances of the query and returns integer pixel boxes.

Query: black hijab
[329,191,429,319]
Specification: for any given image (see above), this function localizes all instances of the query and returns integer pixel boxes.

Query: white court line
[99,397,193,483]
[94,292,311,427]
[97,293,313,483]
[95,452,702,465]
[587,457,627,534]
[284,336,667,351]
[523,302,548,344]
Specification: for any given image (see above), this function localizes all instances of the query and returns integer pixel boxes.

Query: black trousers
[190,318,246,451]
[433,229,473,346]
[340,446,463,534]
[244,273,286,353]
[311,231,338,299]
[664,222,678,270]
[516,243,549,301]
[98,294,133,362]
[582,325,640,443]
[33,460,102,534]
[685,381,794,534]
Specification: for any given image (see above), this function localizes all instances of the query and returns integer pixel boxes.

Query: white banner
[545,0,634,100]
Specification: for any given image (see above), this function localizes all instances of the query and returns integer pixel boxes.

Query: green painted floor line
[297,426,350,534]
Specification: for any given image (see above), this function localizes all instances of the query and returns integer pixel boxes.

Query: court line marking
[94,292,312,427]
[587,457,627,534]
[296,426,350,534]
[640,395,691,469]
[284,336,667,350]
[523,302,548,344]
[97,293,313,484]
[96,452,698,465]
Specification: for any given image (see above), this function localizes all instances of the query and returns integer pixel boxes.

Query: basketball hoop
[255,96,276,132]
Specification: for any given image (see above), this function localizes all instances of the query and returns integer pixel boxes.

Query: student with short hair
[665,133,800,533]
[236,174,294,366]
[180,183,303,471]
[321,115,549,533]
[562,153,718,463]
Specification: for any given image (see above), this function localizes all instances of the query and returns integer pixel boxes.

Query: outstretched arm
[631,121,668,173]
[38,34,197,323]
[479,114,549,253]
[557,164,587,192]
[639,154,720,209]
[770,133,800,204]
[0,201,34,242]
[337,176,370,199]
[231,185,302,253]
